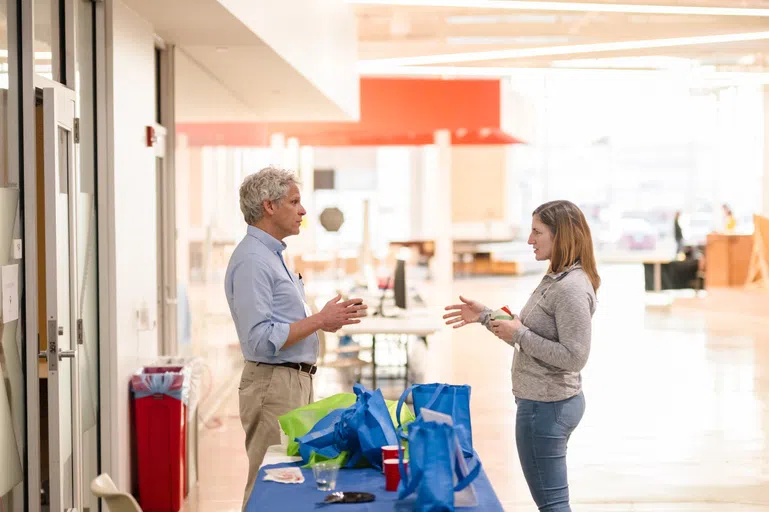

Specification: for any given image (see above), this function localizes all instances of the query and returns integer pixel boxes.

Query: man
[224,167,367,506]
[674,211,684,256]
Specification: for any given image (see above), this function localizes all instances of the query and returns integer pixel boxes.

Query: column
[360,198,373,272]
[282,137,303,263]
[294,145,315,257]
[270,132,285,167]
[284,136,300,171]
[763,86,769,217]
[430,129,453,288]
[409,148,424,240]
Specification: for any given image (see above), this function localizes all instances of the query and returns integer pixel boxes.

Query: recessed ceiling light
[358,31,769,67]
[357,64,769,86]
[551,56,695,70]
[737,55,757,66]
[446,14,562,24]
[347,0,769,17]
[447,36,574,45]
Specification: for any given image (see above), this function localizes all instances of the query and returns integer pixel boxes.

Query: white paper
[1,264,18,323]
[263,466,304,484]
[0,363,23,495]
[421,408,479,507]
[12,239,21,260]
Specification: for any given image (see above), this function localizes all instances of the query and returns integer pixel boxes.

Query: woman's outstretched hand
[443,296,487,329]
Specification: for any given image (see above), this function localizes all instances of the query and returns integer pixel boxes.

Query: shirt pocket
[292,272,306,300]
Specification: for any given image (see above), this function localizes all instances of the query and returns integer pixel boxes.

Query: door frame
[39,78,82,512]
[21,5,42,510]
[19,2,95,511]
[154,42,177,356]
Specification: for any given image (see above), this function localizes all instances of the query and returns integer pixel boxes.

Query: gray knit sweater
[483,264,596,402]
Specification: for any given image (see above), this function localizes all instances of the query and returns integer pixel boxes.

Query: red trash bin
[132,366,190,512]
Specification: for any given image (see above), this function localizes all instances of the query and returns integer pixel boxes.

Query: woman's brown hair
[533,200,601,292]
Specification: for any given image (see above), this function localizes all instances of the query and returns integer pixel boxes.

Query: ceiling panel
[353,1,769,73]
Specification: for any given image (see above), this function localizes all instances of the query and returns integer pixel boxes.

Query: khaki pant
[239,362,314,509]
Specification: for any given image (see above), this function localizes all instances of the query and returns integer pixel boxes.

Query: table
[338,312,443,389]
[642,259,667,292]
[247,461,504,511]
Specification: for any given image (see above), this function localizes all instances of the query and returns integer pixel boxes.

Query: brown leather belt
[255,361,317,375]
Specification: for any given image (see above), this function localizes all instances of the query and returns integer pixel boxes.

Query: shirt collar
[547,261,581,280]
[248,225,287,254]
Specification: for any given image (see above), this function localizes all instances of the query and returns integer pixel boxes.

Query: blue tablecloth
[247,462,504,511]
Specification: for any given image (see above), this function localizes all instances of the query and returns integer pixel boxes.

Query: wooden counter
[705,233,754,288]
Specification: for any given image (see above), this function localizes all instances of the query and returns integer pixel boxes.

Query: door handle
[59,350,76,360]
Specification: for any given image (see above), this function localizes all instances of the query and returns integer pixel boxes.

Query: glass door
[37,78,82,512]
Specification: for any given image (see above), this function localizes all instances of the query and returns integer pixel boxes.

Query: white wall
[174,49,257,122]
[217,0,360,120]
[107,0,159,490]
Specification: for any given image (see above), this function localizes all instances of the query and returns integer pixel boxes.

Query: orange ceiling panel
[177,77,513,147]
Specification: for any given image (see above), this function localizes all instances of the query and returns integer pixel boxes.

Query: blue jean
[515,392,585,512]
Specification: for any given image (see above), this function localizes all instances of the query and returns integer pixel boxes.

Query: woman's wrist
[479,307,492,327]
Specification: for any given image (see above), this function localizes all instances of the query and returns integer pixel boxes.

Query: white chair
[91,473,143,512]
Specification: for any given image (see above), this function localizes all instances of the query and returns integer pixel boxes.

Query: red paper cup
[384,459,407,492]
[381,445,402,472]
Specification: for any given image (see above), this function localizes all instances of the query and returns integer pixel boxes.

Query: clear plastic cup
[312,461,340,491]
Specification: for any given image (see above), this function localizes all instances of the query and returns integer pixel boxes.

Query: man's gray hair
[240,166,301,225]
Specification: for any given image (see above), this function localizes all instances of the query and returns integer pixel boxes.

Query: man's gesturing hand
[319,295,368,332]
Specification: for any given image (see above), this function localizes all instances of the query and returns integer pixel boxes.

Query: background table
[338,311,443,389]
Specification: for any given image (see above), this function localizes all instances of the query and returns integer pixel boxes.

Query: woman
[443,200,600,512]
[722,204,736,233]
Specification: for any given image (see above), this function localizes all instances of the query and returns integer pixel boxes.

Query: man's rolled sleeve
[232,258,291,358]
[267,323,290,355]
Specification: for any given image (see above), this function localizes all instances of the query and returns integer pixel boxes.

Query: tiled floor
[183,265,769,511]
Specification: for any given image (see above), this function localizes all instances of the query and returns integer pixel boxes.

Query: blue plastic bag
[130,366,190,403]
[346,384,398,470]
[397,418,481,511]
[397,383,473,457]
[296,384,398,470]
[296,406,361,467]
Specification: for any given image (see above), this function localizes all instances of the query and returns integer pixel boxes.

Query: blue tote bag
[397,418,481,511]
[296,406,362,467]
[297,384,397,470]
[396,383,473,457]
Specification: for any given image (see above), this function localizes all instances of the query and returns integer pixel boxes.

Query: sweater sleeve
[512,287,592,372]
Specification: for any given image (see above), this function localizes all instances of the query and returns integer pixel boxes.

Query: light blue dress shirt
[224,225,319,364]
